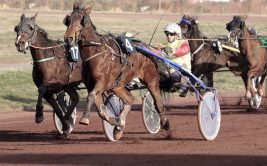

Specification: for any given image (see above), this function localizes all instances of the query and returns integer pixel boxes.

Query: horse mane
[36,25,63,44]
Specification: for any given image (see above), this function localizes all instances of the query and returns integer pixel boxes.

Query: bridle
[226,19,245,48]
[15,21,38,51]
[180,17,206,58]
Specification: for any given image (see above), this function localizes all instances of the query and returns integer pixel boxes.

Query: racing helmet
[164,23,181,36]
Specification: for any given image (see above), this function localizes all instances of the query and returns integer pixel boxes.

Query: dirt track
[0,92,267,166]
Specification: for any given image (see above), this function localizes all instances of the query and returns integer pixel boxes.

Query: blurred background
[0,0,267,111]
[1,0,267,14]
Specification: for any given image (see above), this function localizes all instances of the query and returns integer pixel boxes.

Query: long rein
[81,35,125,62]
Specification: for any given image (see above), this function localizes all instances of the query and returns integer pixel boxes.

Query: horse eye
[28,24,34,31]
[14,25,19,32]
[63,16,70,26]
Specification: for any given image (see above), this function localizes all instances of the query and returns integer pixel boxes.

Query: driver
[161,23,191,97]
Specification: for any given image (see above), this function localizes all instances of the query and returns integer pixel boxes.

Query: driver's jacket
[166,39,191,73]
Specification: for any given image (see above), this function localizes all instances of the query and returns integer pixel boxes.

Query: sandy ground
[0,92,267,166]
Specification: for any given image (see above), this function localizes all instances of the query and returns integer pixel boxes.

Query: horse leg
[65,88,79,118]
[245,75,253,99]
[143,68,170,131]
[43,93,71,136]
[201,73,214,87]
[79,91,95,125]
[257,74,266,96]
[80,78,108,125]
[112,86,135,140]
[35,85,47,123]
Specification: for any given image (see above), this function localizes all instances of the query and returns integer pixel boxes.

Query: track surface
[0,92,267,166]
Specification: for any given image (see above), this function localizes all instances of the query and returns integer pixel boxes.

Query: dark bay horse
[179,15,248,88]
[226,16,267,100]
[14,13,82,136]
[63,2,169,140]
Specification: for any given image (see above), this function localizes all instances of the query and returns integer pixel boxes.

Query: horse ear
[73,0,80,10]
[20,13,25,21]
[241,15,248,21]
[194,19,199,25]
[84,3,94,14]
[31,13,38,22]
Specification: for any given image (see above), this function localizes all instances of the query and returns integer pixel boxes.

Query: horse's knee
[245,91,252,99]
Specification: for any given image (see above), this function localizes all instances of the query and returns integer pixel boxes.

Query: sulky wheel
[53,92,76,135]
[102,94,124,142]
[198,91,221,141]
[142,91,161,134]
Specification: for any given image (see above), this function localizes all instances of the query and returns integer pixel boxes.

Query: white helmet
[164,23,181,34]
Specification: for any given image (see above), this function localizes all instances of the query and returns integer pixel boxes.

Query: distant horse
[14,13,83,136]
[226,16,267,100]
[63,2,169,140]
[179,15,248,88]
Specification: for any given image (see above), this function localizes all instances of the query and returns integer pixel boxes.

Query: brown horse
[63,2,169,140]
[226,16,267,100]
[179,15,248,88]
[14,13,83,136]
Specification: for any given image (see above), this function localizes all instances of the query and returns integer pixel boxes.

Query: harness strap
[32,56,55,63]
[192,43,205,56]
[30,43,65,50]
[84,50,109,62]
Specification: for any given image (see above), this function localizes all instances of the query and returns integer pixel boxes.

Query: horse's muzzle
[64,37,75,47]
[15,42,26,54]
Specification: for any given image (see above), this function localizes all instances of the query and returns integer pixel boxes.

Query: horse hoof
[55,133,70,140]
[35,116,44,124]
[246,107,258,112]
[79,117,89,125]
[161,119,170,131]
[113,126,124,141]
[109,117,124,126]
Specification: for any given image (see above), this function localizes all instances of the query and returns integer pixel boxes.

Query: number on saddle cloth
[69,46,80,62]
[117,36,136,54]
[212,40,223,54]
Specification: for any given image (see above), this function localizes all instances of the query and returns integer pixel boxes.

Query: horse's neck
[30,30,56,59]
[188,27,204,52]
[86,27,102,44]
[239,26,253,54]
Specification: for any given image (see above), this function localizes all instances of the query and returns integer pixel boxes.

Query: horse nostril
[66,37,73,45]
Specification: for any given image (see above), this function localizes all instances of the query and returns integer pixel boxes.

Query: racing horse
[179,15,247,88]
[63,2,169,140]
[226,16,267,101]
[14,13,83,136]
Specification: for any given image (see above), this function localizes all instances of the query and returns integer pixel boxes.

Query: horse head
[179,15,199,38]
[14,13,38,53]
[64,1,94,47]
[226,16,247,46]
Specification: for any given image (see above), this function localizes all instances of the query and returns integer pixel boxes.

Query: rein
[30,43,66,49]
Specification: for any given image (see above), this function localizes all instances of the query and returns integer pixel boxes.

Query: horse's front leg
[201,72,214,87]
[112,86,135,140]
[79,80,107,125]
[79,90,96,125]
[245,76,253,99]
[65,88,79,118]
[257,74,266,96]
[35,85,47,123]
[43,93,71,136]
